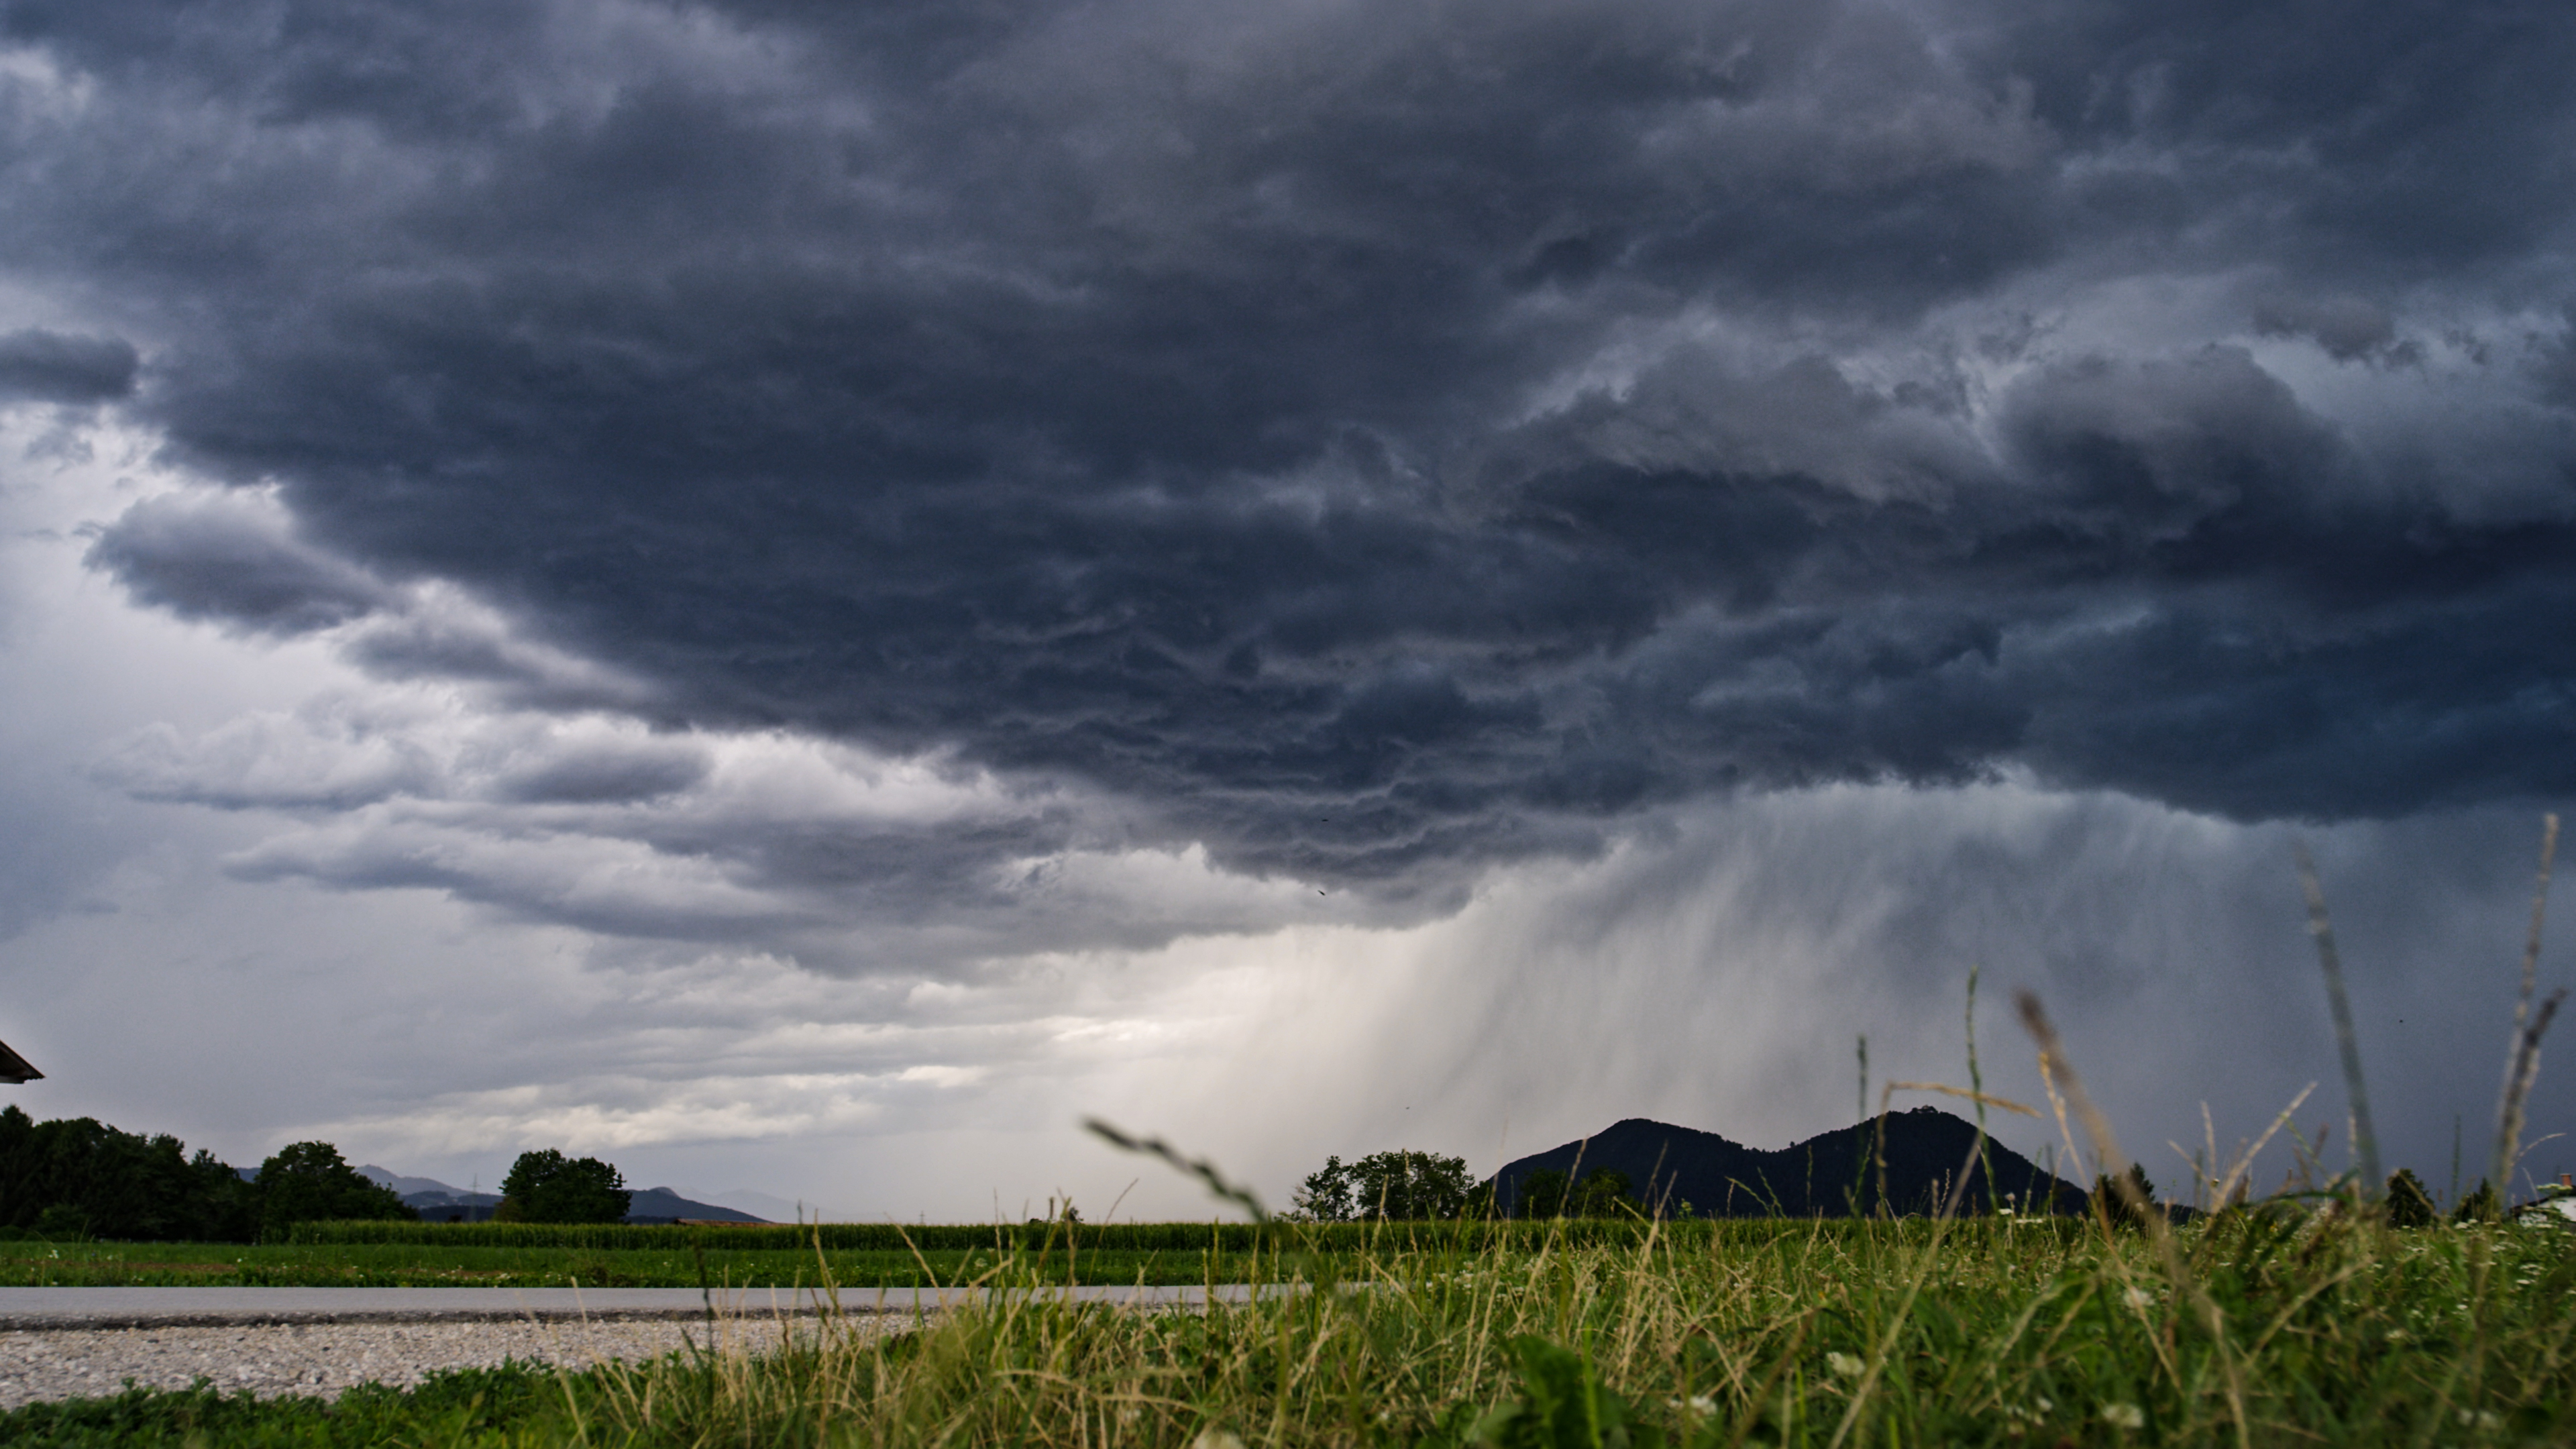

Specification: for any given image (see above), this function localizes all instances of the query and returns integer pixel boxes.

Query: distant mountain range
[1491,1108,2092,1218]
[356,1167,773,1224]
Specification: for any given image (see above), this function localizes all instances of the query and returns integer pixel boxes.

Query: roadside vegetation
[11,1208,2576,1446]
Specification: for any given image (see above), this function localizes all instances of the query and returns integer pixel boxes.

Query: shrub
[31,1204,89,1240]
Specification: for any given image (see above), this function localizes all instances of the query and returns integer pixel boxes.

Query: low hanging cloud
[90,689,1368,969]
[0,327,137,405]
[15,0,2576,926]
[84,490,399,635]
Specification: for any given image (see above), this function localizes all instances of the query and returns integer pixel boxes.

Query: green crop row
[283,1212,2101,1254]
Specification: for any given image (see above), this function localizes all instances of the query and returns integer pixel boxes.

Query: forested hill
[1491,1108,2092,1218]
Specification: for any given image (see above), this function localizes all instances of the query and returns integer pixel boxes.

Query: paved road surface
[0,1284,1275,1330]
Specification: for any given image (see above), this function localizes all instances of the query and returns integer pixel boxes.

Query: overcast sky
[4,0,2576,1218]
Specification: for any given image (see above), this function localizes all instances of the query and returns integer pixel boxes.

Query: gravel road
[0,1315,904,1411]
[0,1285,1252,1411]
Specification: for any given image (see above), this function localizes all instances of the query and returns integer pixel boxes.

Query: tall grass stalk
[2294,843,2383,1197]
[2015,991,2251,1448]
[2496,814,2562,1197]
[2494,989,2567,1202]
[1966,965,1998,1216]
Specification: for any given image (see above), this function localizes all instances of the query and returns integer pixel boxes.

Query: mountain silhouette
[357,1166,771,1224]
[1491,1108,2091,1218]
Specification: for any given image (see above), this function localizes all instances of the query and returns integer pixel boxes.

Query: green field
[9,1210,2576,1446]
[0,1217,2088,1288]
[0,1235,1297,1289]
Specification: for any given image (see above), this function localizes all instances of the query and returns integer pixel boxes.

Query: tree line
[0,1107,410,1241]
[1289,1149,1638,1221]
[0,1106,635,1241]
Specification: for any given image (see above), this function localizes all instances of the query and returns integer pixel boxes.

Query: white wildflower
[1825,1352,1865,1379]
[1193,1431,1248,1449]
[2100,1403,2145,1431]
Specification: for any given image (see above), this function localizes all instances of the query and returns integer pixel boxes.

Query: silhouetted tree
[2455,1178,2501,1224]
[1570,1167,1636,1218]
[1348,1150,1473,1220]
[1291,1151,1474,1220]
[1292,1156,1356,1222]
[2385,1168,2438,1228]
[257,1141,415,1239]
[2090,1163,2157,1231]
[1511,1165,1635,1218]
[497,1148,631,1224]
[0,1106,278,1242]
[1517,1168,1569,1219]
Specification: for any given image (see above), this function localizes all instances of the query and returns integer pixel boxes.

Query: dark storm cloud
[17,0,2576,896]
[0,328,136,404]
[491,738,709,804]
[2251,297,2402,364]
[84,492,398,634]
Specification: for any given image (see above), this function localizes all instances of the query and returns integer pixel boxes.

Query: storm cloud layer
[13,0,2576,910]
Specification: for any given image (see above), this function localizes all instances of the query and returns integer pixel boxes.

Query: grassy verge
[0,1364,562,1448]
[9,1212,2575,1446]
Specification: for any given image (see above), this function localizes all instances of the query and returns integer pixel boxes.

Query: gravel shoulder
[0,1283,1258,1330]
[0,1284,1256,1410]
[0,1314,910,1411]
